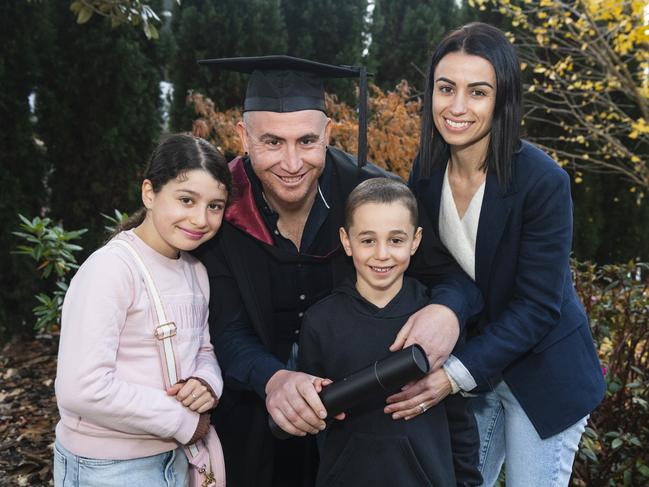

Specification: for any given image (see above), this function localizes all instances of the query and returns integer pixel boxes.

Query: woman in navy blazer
[385,23,605,486]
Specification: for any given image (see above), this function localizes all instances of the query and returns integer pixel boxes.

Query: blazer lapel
[422,161,447,239]
[475,171,514,290]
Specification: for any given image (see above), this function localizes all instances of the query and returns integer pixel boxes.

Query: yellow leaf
[144,23,159,40]
[631,118,649,134]
[77,5,93,24]
[69,1,82,14]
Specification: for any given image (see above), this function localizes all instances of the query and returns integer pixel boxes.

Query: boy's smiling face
[340,201,422,308]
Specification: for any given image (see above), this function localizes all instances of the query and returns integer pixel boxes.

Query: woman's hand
[167,378,217,413]
[383,368,452,420]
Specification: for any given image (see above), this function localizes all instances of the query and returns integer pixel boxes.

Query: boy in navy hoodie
[299,177,481,487]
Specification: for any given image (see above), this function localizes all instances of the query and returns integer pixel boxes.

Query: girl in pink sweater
[54,134,232,486]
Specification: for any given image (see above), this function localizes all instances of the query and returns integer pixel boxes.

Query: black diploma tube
[269,344,430,439]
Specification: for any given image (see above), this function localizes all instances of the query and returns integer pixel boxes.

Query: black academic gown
[195,147,481,487]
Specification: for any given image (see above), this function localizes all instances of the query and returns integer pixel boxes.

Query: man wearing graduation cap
[194,56,481,487]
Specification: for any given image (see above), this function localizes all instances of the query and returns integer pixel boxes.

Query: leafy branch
[69,0,180,39]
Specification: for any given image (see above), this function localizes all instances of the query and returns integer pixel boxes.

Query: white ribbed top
[439,164,485,281]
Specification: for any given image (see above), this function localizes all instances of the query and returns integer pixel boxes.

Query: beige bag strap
[110,239,202,461]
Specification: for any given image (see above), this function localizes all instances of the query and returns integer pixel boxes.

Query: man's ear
[339,227,352,257]
[323,117,333,146]
[141,179,155,209]
[235,121,249,153]
[411,226,423,255]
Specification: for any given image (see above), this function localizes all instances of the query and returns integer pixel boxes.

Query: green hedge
[572,261,649,486]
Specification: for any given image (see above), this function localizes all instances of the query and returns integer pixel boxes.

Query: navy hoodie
[299,277,482,487]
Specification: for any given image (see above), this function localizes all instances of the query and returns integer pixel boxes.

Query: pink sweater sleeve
[55,248,198,445]
[189,263,224,399]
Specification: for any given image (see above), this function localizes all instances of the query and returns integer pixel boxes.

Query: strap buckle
[199,465,215,487]
[154,322,177,340]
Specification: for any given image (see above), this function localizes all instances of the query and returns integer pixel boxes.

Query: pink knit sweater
[55,230,223,460]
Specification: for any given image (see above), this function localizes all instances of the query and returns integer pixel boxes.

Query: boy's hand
[383,368,452,420]
[265,370,329,436]
[390,304,459,370]
[167,378,217,413]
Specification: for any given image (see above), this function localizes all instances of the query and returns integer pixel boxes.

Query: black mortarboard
[198,55,369,168]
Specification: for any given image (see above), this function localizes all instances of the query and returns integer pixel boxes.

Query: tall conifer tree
[572,173,649,262]
[168,0,288,130]
[282,0,366,64]
[282,0,367,104]
[0,0,50,336]
[36,1,162,252]
[368,0,460,91]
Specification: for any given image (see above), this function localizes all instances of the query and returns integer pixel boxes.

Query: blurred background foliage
[2,1,648,483]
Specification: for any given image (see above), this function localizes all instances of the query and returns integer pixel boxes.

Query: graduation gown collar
[225,156,274,245]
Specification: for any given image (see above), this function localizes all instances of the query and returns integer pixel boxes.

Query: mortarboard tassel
[357,66,368,174]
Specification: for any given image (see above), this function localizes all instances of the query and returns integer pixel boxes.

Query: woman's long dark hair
[114,133,232,236]
[418,22,522,186]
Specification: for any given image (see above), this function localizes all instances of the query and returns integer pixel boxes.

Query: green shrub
[572,261,649,486]
[12,214,86,333]
[12,211,129,333]
[101,209,129,234]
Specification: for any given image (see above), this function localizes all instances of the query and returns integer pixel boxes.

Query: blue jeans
[472,381,587,487]
[53,440,189,487]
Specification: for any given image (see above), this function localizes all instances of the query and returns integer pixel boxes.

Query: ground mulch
[0,334,58,487]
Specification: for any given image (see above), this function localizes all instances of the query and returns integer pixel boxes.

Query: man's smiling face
[237,110,331,211]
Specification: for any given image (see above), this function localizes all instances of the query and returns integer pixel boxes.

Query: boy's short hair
[344,177,419,231]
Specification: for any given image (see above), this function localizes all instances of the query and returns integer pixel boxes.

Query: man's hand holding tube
[265,370,344,436]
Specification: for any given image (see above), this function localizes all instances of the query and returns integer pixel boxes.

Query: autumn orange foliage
[188,81,422,181]
[189,91,243,158]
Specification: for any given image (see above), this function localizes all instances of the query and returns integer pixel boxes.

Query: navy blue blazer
[410,141,605,439]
